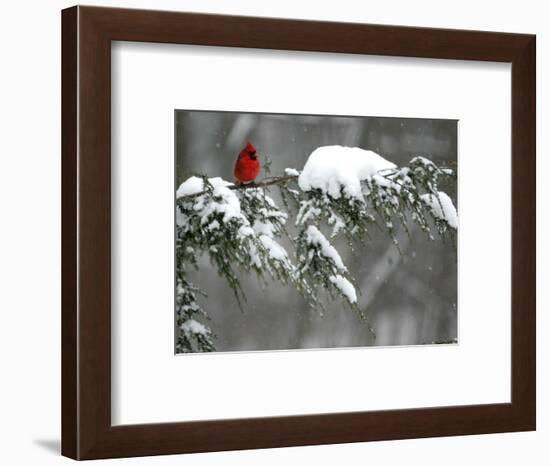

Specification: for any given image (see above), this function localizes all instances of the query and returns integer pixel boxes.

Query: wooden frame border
[62,6,536,460]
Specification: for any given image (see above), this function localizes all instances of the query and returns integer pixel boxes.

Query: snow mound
[420,192,458,229]
[176,176,206,197]
[298,146,396,200]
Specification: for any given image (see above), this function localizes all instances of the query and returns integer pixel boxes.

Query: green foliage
[175,277,215,353]
[175,157,456,353]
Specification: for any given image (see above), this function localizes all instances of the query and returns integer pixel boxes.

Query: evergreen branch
[176,175,298,201]
[177,164,455,203]
[175,153,457,353]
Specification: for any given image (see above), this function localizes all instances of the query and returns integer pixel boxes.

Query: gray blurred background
[176,110,457,351]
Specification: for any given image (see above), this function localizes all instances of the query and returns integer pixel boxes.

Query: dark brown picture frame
[62,5,536,460]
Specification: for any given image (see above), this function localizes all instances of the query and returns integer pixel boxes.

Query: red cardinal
[234,142,261,184]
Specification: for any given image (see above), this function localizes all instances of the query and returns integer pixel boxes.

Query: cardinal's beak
[250,153,257,160]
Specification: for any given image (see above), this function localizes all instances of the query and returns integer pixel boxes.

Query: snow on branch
[176,145,457,352]
[420,192,458,229]
[176,174,298,201]
[298,145,397,200]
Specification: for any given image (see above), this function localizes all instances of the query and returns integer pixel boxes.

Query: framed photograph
[62,6,536,460]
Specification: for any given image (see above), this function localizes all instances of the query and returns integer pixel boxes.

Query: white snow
[207,220,220,230]
[329,275,357,304]
[410,156,435,167]
[328,213,345,237]
[296,200,321,226]
[298,146,396,200]
[253,221,275,237]
[259,235,289,263]
[237,225,254,238]
[284,167,300,177]
[177,176,244,224]
[181,319,209,336]
[176,176,205,197]
[420,192,458,229]
[305,225,346,272]
[177,176,233,199]
[248,243,262,268]
[369,172,402,193]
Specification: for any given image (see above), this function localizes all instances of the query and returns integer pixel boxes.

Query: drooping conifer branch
[175,147,458,353]
[176,174,298,201]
